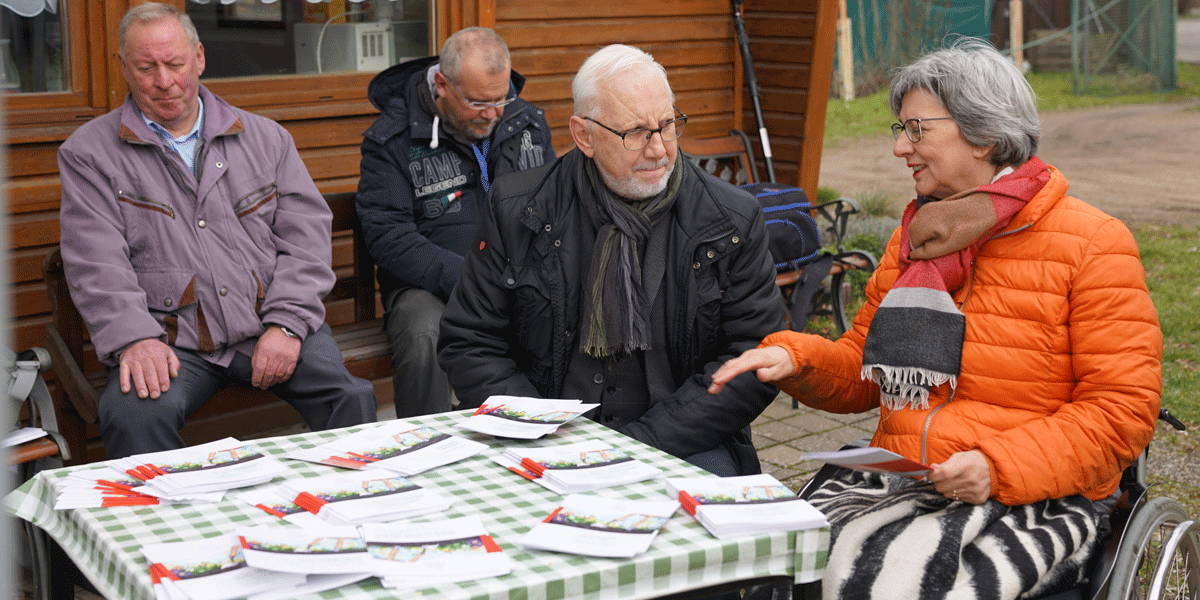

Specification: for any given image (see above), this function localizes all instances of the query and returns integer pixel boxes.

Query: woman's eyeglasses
[891,117,954,143]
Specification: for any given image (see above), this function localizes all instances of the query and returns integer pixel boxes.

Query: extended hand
[119,339,180,399]
[251,327,301,389]
[929,450,993,504]
[707,345,794,394]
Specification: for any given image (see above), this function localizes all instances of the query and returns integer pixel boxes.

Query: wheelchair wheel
[1105,496,1200,600]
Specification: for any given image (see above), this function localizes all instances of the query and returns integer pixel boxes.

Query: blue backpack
[741,183,832,330]
[741,183,822,272]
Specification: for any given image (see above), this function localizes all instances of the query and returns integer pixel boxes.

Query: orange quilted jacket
[767,164,1162,505]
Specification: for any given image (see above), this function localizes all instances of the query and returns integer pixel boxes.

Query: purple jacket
[58,86,334,367]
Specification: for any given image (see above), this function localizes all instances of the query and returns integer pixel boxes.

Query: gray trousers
[98,323,377,459]
[383,287,454,418]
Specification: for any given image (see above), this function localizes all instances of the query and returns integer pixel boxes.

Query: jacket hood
[366,55,529,112]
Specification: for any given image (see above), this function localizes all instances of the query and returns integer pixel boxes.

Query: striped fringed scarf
[806,470,1100,600]
[861,157,1051,410]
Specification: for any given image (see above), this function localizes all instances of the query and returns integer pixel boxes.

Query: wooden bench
[41,191,392,465]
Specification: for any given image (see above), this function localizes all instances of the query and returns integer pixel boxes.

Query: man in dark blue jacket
[356,27,553,417]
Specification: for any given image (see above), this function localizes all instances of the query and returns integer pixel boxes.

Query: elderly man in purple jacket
[57,3,376,459]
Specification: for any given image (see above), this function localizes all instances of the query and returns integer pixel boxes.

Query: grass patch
[822,88,894,148]
[1134,224,1200,425]
[1029,62,1200,110]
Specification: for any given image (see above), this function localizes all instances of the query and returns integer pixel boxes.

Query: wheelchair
[795,408,1199,600]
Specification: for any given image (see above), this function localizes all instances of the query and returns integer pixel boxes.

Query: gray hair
[440,27,510,81]
[889,38,1039,167]
[119,2,200,60]
[572,44,674,118]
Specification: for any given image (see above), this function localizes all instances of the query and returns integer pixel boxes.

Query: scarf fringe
[862,364,958,411]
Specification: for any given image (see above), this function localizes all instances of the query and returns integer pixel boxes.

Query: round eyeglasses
[583,110,689,151]
[446,75,517,110]
[891,117,954,143]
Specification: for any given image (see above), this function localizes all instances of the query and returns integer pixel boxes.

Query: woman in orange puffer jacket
[710,39,1161,600]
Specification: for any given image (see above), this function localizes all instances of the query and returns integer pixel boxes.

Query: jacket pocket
[230,176,280,258]
[136,270,199,347]
[504,263,553,361]
[117,190,177,219]
[234,182,278,218]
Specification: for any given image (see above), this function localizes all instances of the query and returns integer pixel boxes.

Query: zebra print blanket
[805,470,1101,600]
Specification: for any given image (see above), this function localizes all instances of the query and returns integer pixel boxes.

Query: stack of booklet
[665,474,828,539]
[276,468,451,525]
[56,438,285,509]
[519,493,678,558]
[286,420,487,475]
[362,515,513,589]
[495,440,661,494]
[141,534,367,600]
[54,467,216,509]
[144,516,516,599]
[236,487,324,528]
[456,396,599,439]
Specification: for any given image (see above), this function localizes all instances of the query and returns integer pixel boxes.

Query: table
[5,410,828,600]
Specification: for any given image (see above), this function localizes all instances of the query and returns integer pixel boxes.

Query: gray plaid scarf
[576,153,683,359]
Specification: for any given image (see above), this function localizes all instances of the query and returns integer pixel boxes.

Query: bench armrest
[43,324,100,425]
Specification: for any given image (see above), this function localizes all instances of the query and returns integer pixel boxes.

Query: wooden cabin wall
[740,0,837,195]
[493,0,746,155]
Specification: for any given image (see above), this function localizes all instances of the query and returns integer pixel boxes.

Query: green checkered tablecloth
[5,411,828,600]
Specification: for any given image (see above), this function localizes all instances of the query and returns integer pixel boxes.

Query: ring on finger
[952,489,959,502]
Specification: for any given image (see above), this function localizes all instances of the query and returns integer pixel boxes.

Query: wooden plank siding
[739,0,837,195]
[495,0,744,154]
[4,0,837,372]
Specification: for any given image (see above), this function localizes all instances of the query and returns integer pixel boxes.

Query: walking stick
[732,0,776,183]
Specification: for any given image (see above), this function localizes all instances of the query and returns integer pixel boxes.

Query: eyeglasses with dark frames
[445,75,517,110]
[583,109,689,151]
[891,117,954,143]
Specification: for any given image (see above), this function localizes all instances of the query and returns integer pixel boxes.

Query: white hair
[572,44,673,118]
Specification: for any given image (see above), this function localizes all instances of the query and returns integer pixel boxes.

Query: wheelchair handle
[1158,407,1186,431]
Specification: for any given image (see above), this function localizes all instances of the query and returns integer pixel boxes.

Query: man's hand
[707,345,794,394]
[118,339,180,399]
[929,450,993,504]
[251,326,301,389]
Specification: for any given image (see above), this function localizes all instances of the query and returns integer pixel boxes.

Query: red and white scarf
[861,157,1051,410]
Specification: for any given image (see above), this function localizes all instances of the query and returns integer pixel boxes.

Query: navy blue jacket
[356,56,553,300]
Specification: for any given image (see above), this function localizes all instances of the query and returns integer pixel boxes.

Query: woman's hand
[929,450,993,504]
[707,346,794,394]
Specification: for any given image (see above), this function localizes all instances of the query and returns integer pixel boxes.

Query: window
[1,0,68,93]
[187,0,431,79]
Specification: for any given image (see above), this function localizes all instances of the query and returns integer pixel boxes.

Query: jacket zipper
[917,223,1032,464]
[116,191,176,219]
[675,224,736,361]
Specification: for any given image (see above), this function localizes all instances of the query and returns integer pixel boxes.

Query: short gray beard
[597,157,675,201]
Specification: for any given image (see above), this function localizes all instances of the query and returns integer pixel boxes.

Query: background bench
[41,191,392,465]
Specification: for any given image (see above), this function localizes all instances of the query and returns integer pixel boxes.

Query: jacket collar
[523,151,732,241]
[118,85,244,145]
[1001,160,1067,233]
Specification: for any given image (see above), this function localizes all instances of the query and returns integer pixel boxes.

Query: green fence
[837,0,1176,96]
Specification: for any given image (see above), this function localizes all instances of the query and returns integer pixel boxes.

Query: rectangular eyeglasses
[583,109,689,151]
[891,117,954,143]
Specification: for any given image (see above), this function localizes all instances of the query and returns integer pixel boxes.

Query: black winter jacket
[356,56,554,300]
[438,149,785,473]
